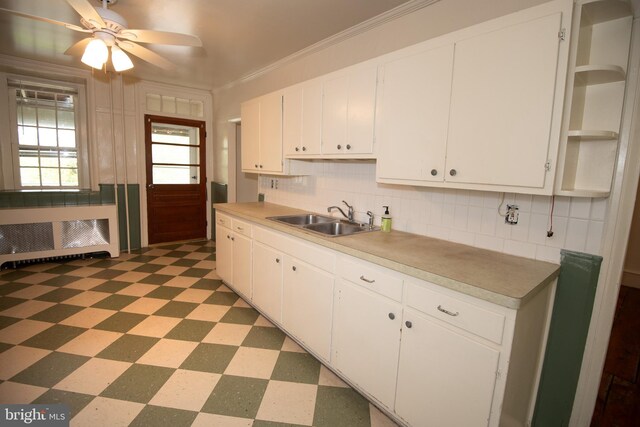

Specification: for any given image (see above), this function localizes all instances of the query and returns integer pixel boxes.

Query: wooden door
[145,115,206,244]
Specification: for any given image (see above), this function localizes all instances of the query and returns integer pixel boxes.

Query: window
[4,77,89,189]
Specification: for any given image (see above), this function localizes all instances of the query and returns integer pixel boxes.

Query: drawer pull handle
[437,305,459,317]
[360,275,375,284]
[236,227,244,231]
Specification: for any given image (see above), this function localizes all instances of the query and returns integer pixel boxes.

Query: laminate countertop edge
[214,202,560,310]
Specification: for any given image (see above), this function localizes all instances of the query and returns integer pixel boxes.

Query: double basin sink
[268,214,378,237]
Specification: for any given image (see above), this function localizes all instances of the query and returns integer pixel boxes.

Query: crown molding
[213,0,440,93]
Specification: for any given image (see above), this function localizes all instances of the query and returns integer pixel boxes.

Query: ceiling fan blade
[64,37,92,56]
[66,0,105,28]
[0,7,89,32]
[117,41,176,71]
[118,29,202,47]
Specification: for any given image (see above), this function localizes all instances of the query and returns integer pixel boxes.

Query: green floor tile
[96,334,159,363]
[40,275,81,287]
[129,405,198,427]
[220,307,260,325]
[203,292,239,306]
[90,269,126,280]
[32,389,94,418]
[204,254,216,261]
[145,285,184,299]
[253,421,307,427]
[313,386,371,427]
[91,294,137,310]
[0,270,32,282]
[195,247,215,254]
[179,268,210,278]
[44,265,82,275]
[191,278,223,291]
[159,244,181,250]
[271,352,321,385]
[170,259,199,268]
[153,301,197,318]
[139,274,174,286]
[35,288,83,303]
[89,259,123,269]
[21,324,85,350]
[133,264,165,273]
[100,364,174,403]
[94,312,146,333]
[242,327,286,350]
[0,282,31,296]
[127,255,157,264]
[201,375,268,419]
[10,352,89,387]
[179,343,237,373]
[165,251,191,259]
[29,304,84,323]
[0,297,28,311]
[165,319,215,342]
[0,342,13,353]
[91,280,131,293]
[0,315,20,330]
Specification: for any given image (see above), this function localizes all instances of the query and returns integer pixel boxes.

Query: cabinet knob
[449,169,457,177]
[231,237,235,241]
[405,321,412,328]
[337,144,342,150]
[254,164,258,168]
[388,313,395,320]
[431,169,438,176]
[292,266,297,271]
[259,164,263,168]
[346,144,351,150]
[302,146,306,151]
[295,147,299,152]
[275,258,280,263]
[226,235,230,239]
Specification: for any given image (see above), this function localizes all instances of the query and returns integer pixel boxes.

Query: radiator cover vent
[62,219,110,249]
[0,223,55,254]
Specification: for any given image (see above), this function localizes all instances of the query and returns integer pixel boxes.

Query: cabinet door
[395,308,500,427]
[240,98,261,172]
[232,233,252,299]
[346,66,377,154]
[259,92,283,173]
[333,279,402,409]
[283,82,322,156]
[376,45,454,183]
[215,224,233,284]
[322,74,349,154]
[446,12,562,188]
[282,258,334,361]
[252,242,283,323]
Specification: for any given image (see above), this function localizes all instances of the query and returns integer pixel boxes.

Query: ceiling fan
[0,0,202,71]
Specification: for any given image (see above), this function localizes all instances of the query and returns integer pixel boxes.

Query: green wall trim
[532,250,603,426]
[115,184,141,252]
[211,182,228,240]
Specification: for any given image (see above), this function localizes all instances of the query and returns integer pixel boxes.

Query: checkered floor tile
[0,241,398,427]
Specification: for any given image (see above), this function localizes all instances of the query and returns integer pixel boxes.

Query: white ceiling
[0,0,412,90]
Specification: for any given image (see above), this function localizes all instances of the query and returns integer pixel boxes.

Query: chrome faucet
[366,211,374,229]
[328,200,354,222]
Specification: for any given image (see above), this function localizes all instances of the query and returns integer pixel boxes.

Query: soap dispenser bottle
[381,206,392,232]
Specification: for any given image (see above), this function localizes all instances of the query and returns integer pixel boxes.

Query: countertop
[214,202,560,309]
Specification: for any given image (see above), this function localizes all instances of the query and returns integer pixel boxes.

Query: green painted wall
[532,250,603,426]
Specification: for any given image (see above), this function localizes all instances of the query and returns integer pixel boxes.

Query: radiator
[0,205,119,265]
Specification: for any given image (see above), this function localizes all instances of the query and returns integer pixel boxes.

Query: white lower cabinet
[215,223,233,284]
[395,307,501,427]
[282,257,334,362]
[231,233,252,299]
[333,279,402,409]
[252,242,283,323]
[214,214,252,299]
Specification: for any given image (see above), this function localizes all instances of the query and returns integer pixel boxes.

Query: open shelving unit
[555,0,633,197]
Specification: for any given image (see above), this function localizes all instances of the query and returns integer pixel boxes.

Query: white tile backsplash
[259,162,609,263]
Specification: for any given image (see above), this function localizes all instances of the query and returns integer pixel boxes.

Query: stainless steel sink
[269,214,336,226]
[303,221,368,236]
[268,214,378,237]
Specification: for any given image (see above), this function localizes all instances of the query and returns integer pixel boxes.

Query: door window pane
[152,144,199,165]
[152,165,195,184]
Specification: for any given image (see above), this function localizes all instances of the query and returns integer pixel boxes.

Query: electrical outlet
[505,204,519,225]
[275,179,279,190]
[270,179,274,189]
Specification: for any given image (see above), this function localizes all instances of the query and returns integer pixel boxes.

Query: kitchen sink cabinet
[395,307,501,427]
[282,257,334,362]
[241,91,284,174]
[252,241,284,323]
[283,80,323,156]
[321,65,378,156]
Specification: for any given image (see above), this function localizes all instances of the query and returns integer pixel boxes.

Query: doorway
[145,115,207,244]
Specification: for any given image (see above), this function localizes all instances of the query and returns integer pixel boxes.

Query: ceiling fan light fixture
[81,38,108,69]
[111,45,133,71]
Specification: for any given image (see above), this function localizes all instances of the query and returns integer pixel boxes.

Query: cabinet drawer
[337,256,403,302]
[216,212,232,228]
[232,219,252,237]
[406,282,505,344]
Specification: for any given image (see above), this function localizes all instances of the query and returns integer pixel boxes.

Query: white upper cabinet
[241,91,284,174]
[283,80,323,156]
[376,44,454,183]
[445,12,563,190]
[322,66,378,156]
